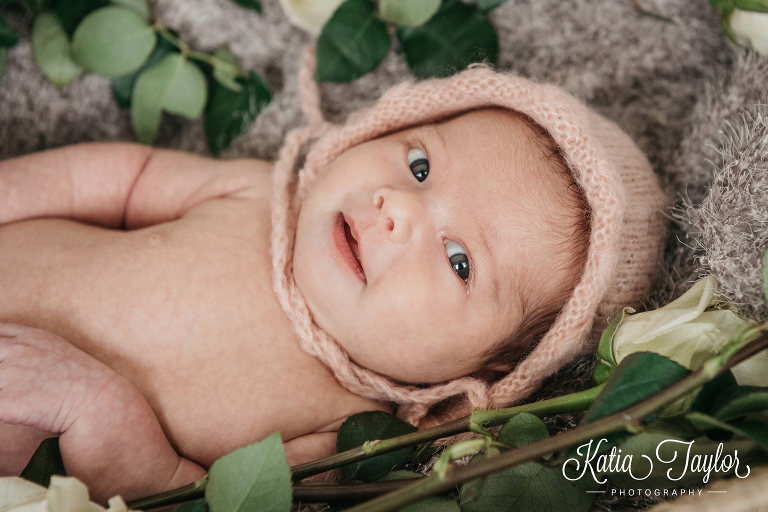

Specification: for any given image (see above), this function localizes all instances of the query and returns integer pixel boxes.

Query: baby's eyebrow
[421,123,447,153]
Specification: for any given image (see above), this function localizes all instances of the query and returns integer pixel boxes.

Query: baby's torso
[0,160,384,466]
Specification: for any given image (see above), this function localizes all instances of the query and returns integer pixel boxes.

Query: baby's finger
[0,323,24,338]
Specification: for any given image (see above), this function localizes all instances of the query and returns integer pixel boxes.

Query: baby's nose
[373,187,422,244]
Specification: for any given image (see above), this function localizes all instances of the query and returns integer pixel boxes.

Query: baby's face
[294,109,576,383]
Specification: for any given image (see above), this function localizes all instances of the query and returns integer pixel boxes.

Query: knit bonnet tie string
[271,46,667,428]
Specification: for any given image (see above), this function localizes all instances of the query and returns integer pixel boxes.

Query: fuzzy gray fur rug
[3,0,768,510]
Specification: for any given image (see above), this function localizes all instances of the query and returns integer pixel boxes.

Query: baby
[0,65,667,502]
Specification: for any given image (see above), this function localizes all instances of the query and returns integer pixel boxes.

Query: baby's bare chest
[0,196,365,465]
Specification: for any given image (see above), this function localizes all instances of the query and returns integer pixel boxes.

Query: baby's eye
[445,240,470,282]
[408,148,429,182]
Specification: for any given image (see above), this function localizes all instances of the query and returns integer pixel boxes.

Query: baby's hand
[0,323,206,502]
[0,323,115,435]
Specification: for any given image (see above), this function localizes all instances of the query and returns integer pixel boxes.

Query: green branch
[291,383,603,481]
[342,331,768,512]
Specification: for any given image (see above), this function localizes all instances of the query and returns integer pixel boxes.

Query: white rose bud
[728,8,768,56]
[278,0,346,35]
[598,276,755,373]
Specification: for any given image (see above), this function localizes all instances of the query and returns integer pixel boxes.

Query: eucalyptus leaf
[110,0,151,21]
[55,0,106,36]
[31,11,83,87]
[131,53,206,144]
[461,414,597,512]
[336,411,417,481]
[583,352,691,424]
[161,58,206,117]
[231,0,261,13]
[212,48,242,92]
[205,433,291,512]
[478,0,508,11]
[396,0,498,78]
[712,385,768,421]
[378,0,440,27]
[20,438,66,487]
[0,13,18,47]
[111,33,175,107]
[315,0,391,83]
[71,6,156,77]
[204,70,271,155]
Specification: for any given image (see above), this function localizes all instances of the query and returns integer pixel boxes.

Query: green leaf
[336,411,417,482]
[499,412,550,447]
[0,13,18,47]
[171,500,208,512]
[212,48,242,92]
[0,47,7,82]
[582,352,691,424]
[734,0,768,12]
[31,11,83,87]
[712,385,768,422]
[478,0,508,11]
[315,0,391,83]
[205,433,291,512]
[692,369,737,414]
[110,0,151,21]
[55,0,106,37]
[396,0,498,78]
[111,33,175,107]
[687,412,768,453]
[131,53,207,144]
[376,471,458,512]
[204,70,271,155]
[461,414,597,512]
[597,307,632,367]
[71,6,156,77]
[231,0,261,13]
[20,438,66,487]
[734,421,768,452]
[378,0,440,27]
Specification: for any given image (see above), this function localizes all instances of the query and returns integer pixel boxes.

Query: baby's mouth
[335,213,366,283]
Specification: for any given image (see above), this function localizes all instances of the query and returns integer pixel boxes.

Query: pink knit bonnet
[271,50,668,427]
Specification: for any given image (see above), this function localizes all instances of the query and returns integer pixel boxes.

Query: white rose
[598,276,755,372]
[729,8,768,56]
[278,0,346,35]
[0,476,132,512]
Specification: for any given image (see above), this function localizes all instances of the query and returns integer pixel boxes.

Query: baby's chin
[341,342,481,385]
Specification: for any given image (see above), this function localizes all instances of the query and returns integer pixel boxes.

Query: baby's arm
[0,323,206,503]
[0,143,265,229]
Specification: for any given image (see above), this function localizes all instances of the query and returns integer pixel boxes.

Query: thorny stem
[291,384,603,481]
[342,331,768,512]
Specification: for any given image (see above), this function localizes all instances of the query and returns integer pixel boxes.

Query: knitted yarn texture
[271,54,668,427]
